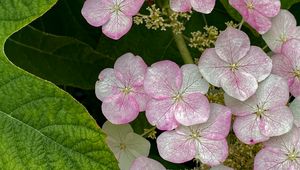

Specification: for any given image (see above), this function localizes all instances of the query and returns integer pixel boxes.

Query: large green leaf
[0,0,118,169]
[281,0,300,9]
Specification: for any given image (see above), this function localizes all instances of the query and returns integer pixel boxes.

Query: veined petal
[271,54,294,80]
[130,157,166,170]
[253,0,281,17]
[102,121,133,142]
[190,0,216,14]
[121,0,144,16]
[281,39,300,68]
[131,85,150,112]
[244,10,272,34]
[290,77,300,97]
[215,27,250,63]
[290,97,300,127]
[125,133,150,157]
[170,0,192,12]
[224,93,257,116]
[81,0,112,27]
[102,12,133,40]
[157,131,196,163]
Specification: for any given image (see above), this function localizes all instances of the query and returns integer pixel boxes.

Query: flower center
[255,106,266,118]
[246,1,254,10]
[172,92,183,102]
[294,69,300,78]
[190,130,200,139]
[119,143,126,150]
[122,87,132,95]
[279,34,288,43]
[112,3,121,13]
[230,63,239,71]
[287,149,299,161]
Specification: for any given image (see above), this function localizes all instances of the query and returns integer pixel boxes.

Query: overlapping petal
[244,10,272,34]
[170,0,192,12]
[253,0,281,18]
[290,97,300,127]
[121,0,145,16]
[190,0,216,14]
[130,157,166,170]
[102,121,133,142]
[224,93,257,116]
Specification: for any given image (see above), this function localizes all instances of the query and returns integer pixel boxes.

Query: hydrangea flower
[225,74,294,144]
[144,62,210,130]
[170,0,216,14]
[130,156,166,170]
[290,97,300,128]
[199,27,272,101]
[156,104,231,166]
[272,39,300,97]
[229,0,280,34]
[254,126,300,170]
[263,10,300,53]
[95,53,149,124]
[210,165,233,170]
[81,0,144,40]
[102,121,150,170]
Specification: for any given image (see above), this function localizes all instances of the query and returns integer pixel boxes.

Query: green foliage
[0,0,118,169]
[281,0,300,9]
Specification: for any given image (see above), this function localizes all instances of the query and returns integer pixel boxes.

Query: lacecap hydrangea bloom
[170,0,216,14]
[95,53,149,124]
[290,97,300,127]
[254,126,300,170]
[144,62,210,130]
[102,121,150,170]
[263,10,300,53]
[81,0,144,40]
[199,27,272,101]
[156,104,231,166]
[130,156,166,170]
[225,74,294,144]
[229,0,280,34]
[272,39,300,97]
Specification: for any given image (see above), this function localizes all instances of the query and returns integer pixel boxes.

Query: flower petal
[195,138,228,166]
[170,0,192,12]
[144,60,182,99]
[198,103,232,140]
[224,93,258,116]
[102,93,139,124]
[130,157,166,170]
[81,0,112,27]
[220,71,258,101]
[290,78,300,97]
[281,39,300,68]
[233,114,269,144]
[125,133,151,157]
[260,106,293,137]
[239,46,272,82]
[131,85,150,111]
[245,10,272,34]
[102,121,133,142]
[121,0,144,16]
[145,98,178,130]
[290,97,300,127]
[190,0,216,14]
[253,0,281,17]
[181,64,209,95]
[271,54,294,80]
[215,27,250,63]
[210,165,233,170]
[174,93,210,126]
[157,131,196,163]
[199,48,228,87]
[102,12,132,40]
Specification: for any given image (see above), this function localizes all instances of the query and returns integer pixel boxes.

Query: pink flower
[263,10,300,53]
[199,27,272,101]
[225,74,294,144]
[291,97,300,128]
[254,126,300,170]
[170,0,216,14]
[272,39,300,97]
[210,165,233,170]
[95,53,149,124]
[81,0,144,40]
[156,104,231,166]
[144,62,210,130]
[229,0,280,34]
[130,156,166,170]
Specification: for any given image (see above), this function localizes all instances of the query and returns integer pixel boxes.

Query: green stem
[141,126,156,137]
[238,18,244,30]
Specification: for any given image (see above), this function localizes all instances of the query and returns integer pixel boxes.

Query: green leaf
[281,0,300,9]
[0,0,118,169]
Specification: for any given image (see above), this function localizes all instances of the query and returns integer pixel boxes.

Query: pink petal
[199,48,228,87]
[256,74,289,109]
[174,93,210,126]
[228,0,249,18]
[271,54,294,81]
[81,0,112,27]
[195,138,228,166]
[290,78,300,97]
[198,103,232,140]
[244,10,272,34]
[220,71,258,101]
[210,165,233,170]
[181,64,209,95]
[102,93,139,124]
[170,0,192,12]
[239,46,272,82]
[281,39,300,68]
[157,131,196,163]
[190,0,216,14]
[130,157,166,170]
[215,27,250,63]
[253,0,281,17]
[260,106,293,137]
[233,114,269,144]
[144,60,182,99]
[102,12,133,40]
[145,98,178,130]
[114,53,147,87]
[224,93,258,116]
[131,85,150,111]
[290,97,300,127]
[121,0,144,16]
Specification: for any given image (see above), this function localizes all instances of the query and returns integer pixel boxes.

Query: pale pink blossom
[144,62,210,130]
[272,39,300,97]
[210,165,233,170]
[225,74,293,144]
[199,27,272,101]
[263,10,300,53]
[156,104,231,166]
[95,53,149,124]
[290,97,300,128]
[81,0,144,40]
[170,0,216,14]
[254,126,300,170]
[229,0,280,34]
[130,157,166,170]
